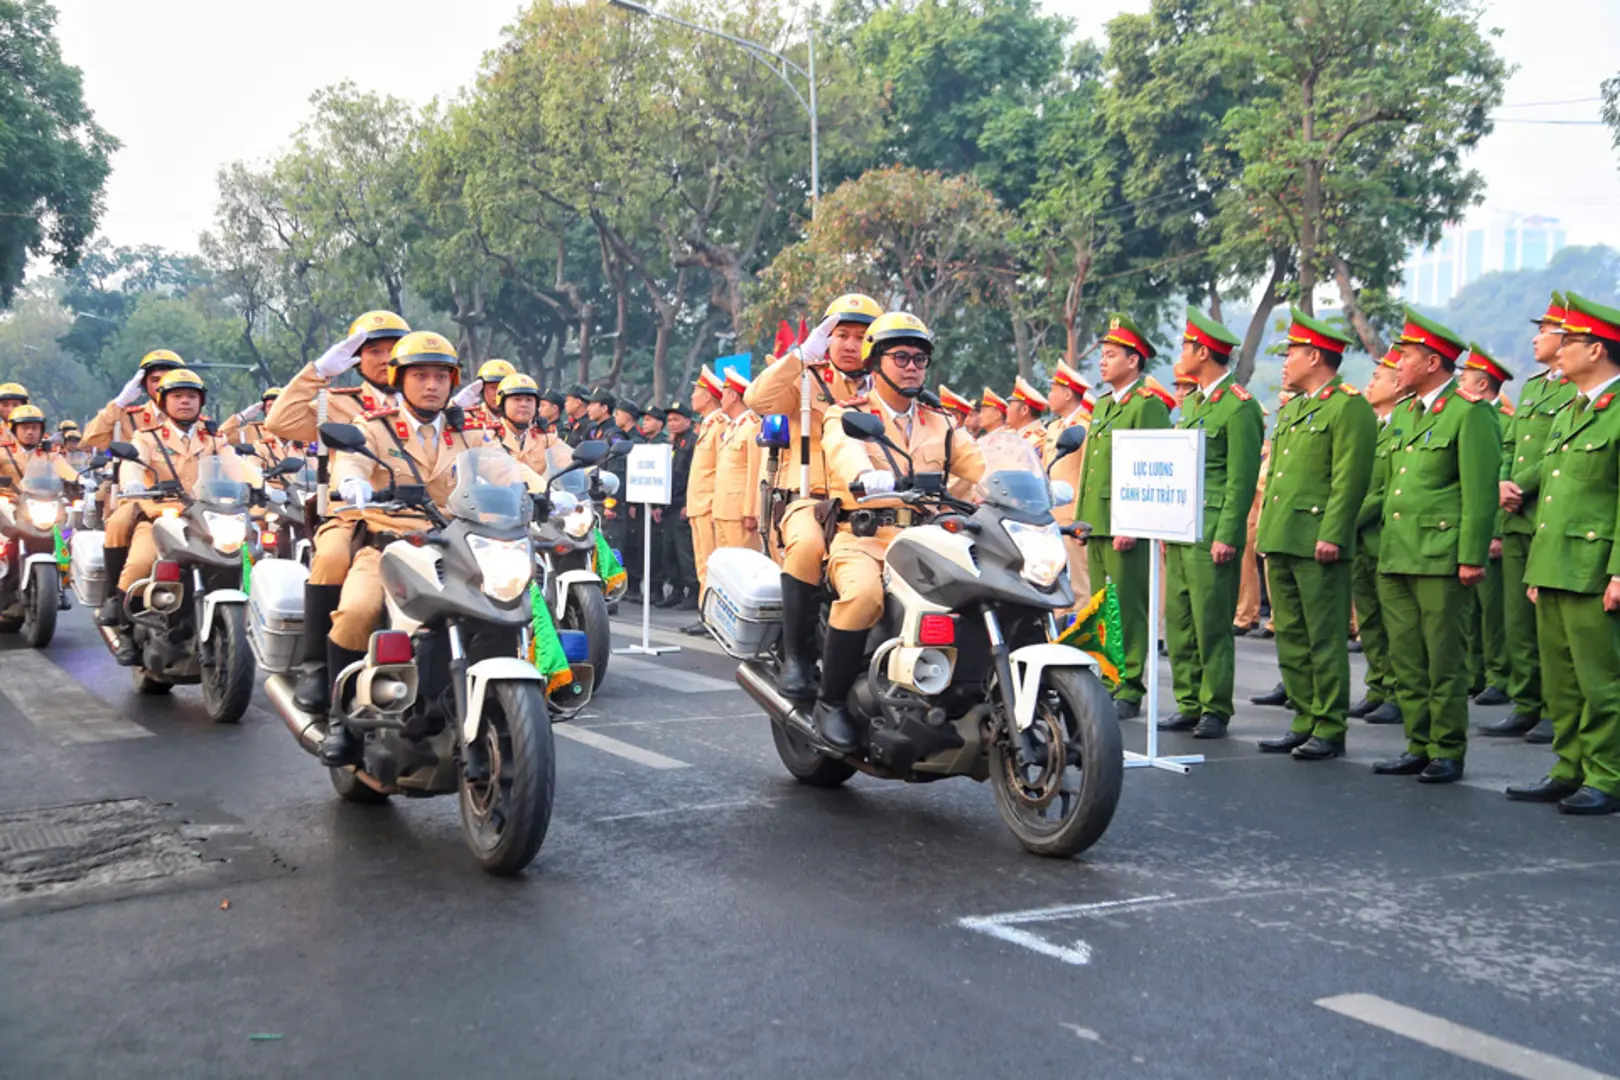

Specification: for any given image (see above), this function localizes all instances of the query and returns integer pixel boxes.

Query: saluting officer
[1488,293,1577,743]
[656,402,700,609]
[711,368,763,552]
[1348,349,1406,726]
[491,374,570,480]
[1073,312,1172,720]
[1370,311,1498,785]
[1255,308,1376,760]
[1506,293,1620,815]
[1160,308,1263,740]
[452,359,519,431]
[1456,344,1515,706]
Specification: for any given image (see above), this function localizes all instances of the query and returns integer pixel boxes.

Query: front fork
[447,619,491,781]
[982,605,1045,767]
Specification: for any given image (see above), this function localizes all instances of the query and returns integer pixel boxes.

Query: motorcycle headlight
[469,534,532,603]
[204,511,247,554]
[25,499,58,530]
[562,505,594,539]
[1004,519,1067,589]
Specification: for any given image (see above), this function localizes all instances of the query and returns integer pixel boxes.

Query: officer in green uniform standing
[1349,348,1406,726]
[1456,344,1514,706]
[1075,312,1172,720]
[1372,311,1499,784]
[1255,307,1376,760]
[1507,293,1620,814]
[1488,293,1578,743]
[1160,308,1263,739]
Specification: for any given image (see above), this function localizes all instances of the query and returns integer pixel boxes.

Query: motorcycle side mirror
[1056,425,1085,455]
[571,440,609,467]
[88,450,110,469]
[840,412,885,442]
[317,422,367,453]
[606,439,632,459]
[107,441,141,462]
[267,457,303,478]
[915,389,942,410]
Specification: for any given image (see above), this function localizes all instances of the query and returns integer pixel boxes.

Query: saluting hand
[1314,541,1340,564]
[1458,564,1485,587]
[1210,541,1236,565]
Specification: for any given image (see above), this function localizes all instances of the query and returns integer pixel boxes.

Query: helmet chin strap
[876,364,922,400]
[405,401,442,423]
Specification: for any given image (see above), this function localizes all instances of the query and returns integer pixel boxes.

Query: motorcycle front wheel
[200,604,255,724]
[989,667,1122,859]
[459,680,555,876]
[23,563,56,648]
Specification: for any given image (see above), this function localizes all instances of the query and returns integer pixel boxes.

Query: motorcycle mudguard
[463,656,548,744]
[21,553,58,574]
[1007,642,1100,732]
[198,590,248,643]
[551,569,602,621]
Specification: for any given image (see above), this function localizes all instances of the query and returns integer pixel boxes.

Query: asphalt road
[1,601,1616,1080]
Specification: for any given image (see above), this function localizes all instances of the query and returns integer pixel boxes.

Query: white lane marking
[0,651,152,743]
[1316,994,1618,1080]
[609,619,728,657]
[611,656,735,694]
[553,723,691,770]
[958,895,1177,966]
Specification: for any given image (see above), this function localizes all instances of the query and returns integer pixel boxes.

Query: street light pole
[607,0,818,211]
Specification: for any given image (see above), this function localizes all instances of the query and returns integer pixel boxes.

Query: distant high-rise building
[1400,211,1568,307]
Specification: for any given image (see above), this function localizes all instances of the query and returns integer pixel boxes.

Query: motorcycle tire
[329,767,391,804]
[23,563,56,648]
[564,582,611,691]
[989,666,1122,859]
[200,604,255,724]
[459,679,555,877]
[771,721,856,788]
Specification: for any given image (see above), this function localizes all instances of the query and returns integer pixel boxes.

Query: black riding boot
[318,642,367,767]
[812,627,867,753]
[776,574,819,702]
[294,585,344,713]
[97,546,129,626]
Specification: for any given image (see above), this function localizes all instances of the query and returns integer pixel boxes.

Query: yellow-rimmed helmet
[496,373,539,406]
[262,386,283,403]
[57,419,79,433]
[138,349,184,373]
[156,368,207,403]
[0,382,30,403]
[9,404,45,426]
[860,312,934,366]
[478,359,517,383]
[824,293,884,327]
[348,310,411,344]
[387,331,461,388]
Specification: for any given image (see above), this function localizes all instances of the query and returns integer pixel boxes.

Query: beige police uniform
[711,411,763,552]
[1044,406,1092,605]
[686,410,726,584]
[110,424,253,590]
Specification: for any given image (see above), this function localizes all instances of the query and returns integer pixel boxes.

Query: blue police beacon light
[757,413,792,450]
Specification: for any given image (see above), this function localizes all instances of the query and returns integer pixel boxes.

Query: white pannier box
[70,530,106,608]
[702,547,783,659]
[248,558,309,674]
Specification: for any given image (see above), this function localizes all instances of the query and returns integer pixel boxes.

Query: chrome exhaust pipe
[735,661,820,741]
[264,673,326,756]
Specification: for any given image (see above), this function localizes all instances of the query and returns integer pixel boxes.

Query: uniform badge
[1232,385,1252,401]
[1597,393,1615,411]
[395,420,410,440]
[1318,386,1333,401]
[1210,389,1224,403]
[1432,397,1446,414]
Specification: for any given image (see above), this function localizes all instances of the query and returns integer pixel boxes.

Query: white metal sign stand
[614,443,680,657]
[1110,428,1206,775]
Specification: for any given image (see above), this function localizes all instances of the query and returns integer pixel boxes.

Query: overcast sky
[54,0,1620,255]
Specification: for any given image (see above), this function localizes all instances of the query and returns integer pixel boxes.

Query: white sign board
[625,443,672,505]
[1110,429,1205,544]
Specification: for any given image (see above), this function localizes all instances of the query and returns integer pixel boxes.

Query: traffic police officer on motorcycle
[82,351,181,449]
[492,373,570,479]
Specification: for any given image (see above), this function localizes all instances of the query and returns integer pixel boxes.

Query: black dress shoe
[1347,696,1376,719]
[113,632,141,667]
[677,592,699,611]
[1114,698,1141,721]
[1364,701,1402,725]
[1192,714,1228,739]
[1157,640,1168,657]
[1478,711,1537,737]
[1473,686,1510,707]
[1292,736,1344,760]
[1417,758,1464,784]
[1231,624,1250,637]
[812,700,858,754]
[1251,684,1287,707]
[1258,730,1310,753]
[1159,711,1198,731]
[1373,752,1430,775]
[1523,718,1554,744]
[1347,639,1363,654]
[1558,786,1620,815]
[1505,775,1580,803]
[1254,627,1275,639]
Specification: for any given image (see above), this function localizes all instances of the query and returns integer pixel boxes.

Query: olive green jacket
[1173,377,1263,549]
[1377,378,1499,576]
[1255,374,1376,559]
[1074,381,1172,537]
[1355,406,1412,559]
[1524,383,1620,594]
[1501,371,1579,538]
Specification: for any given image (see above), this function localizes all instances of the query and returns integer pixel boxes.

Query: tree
[0,0,117,306]
[1603,72,1620,158]
[1436,245,1620,364]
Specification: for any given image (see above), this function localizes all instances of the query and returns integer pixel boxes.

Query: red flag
[773,321,794,358]
[796,319,809,345]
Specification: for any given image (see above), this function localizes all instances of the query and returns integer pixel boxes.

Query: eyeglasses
[886,350,931,369]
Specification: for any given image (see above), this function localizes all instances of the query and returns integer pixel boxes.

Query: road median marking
[0,651,151,744]
[1316,994,1617,1080]
[553,723,691,770]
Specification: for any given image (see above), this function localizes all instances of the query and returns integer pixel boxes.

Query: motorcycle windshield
[20,456,62,499]
[193,455,250,507]
[551,469,589,498]
[972,430,1052,514]
[546,442,574,477]
[65,450,91,474]
[449,447,531,528]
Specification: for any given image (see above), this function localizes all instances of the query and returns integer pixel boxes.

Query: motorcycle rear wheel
[771,721,856,788]
[459,680,555,876]
[23,563,56,648]
[989,667,1122,859]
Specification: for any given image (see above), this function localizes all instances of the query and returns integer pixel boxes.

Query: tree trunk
[1063,229,1094,366]
[1011,316,1033,381]
[1236,255,1287,385]
[1208,279,1223,323]
[1329,254,1383,356]
[1298,74,1320,314]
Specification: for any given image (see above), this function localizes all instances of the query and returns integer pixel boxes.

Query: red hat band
[1398,320,1464,362]
[1184,323,1235,356]
[1564,311,1620,345]
[1287,322,1348,354]
[1104,327,1149,355]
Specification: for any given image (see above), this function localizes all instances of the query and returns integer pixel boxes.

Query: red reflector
[154,561,182,583]
[262,531,277,547]
[940,518,963,534]
[553,543,572,555]
[370,631,413,666]
[918,614,955,646]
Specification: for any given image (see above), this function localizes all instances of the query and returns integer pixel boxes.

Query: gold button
[1406,446,1415,453]
[1272,495,1278,502]
[1393,489,1401,496]
[1588,531,1597,540]
[1586,443,1593,450]
[1439,521,1447,528]
[1283,448,1290,454]
[1552,469,1560,477]
[1517,456,1525,463]
[1539,522,1546,529]
[1393,512,1401,520]
[1523,434,1532,441]
[1311,506,1319,514]
[1545,495,1552,503]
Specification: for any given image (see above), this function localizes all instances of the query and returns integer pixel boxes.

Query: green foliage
[1431,245,1620,367]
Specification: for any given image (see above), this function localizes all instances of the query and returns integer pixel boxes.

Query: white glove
[114,371,146,408]
[338,477,373,507]
[451,380,484,410]
[236,402,265,423]
[800,313,839,365]
[856,469,894,495]
[314,330,369,379]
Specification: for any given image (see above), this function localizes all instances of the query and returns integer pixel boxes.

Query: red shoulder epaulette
[1456,386,1482,403]
[1338,383,1360,396]
[1432,396,1448,414]
[1231,384,1252,401]
[366,405,399,421]
[1597,393,1614,411]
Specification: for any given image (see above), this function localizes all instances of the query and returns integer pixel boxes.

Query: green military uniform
[1377,314,1500,768]
[1520,293,1620,808]
[1461,391,1510,696]
[1352,360,1408,716]
[1498,296,1580,727]
[1075,313,1172,707]
[1164,309,1263,730]
[1256,309,1376,746]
